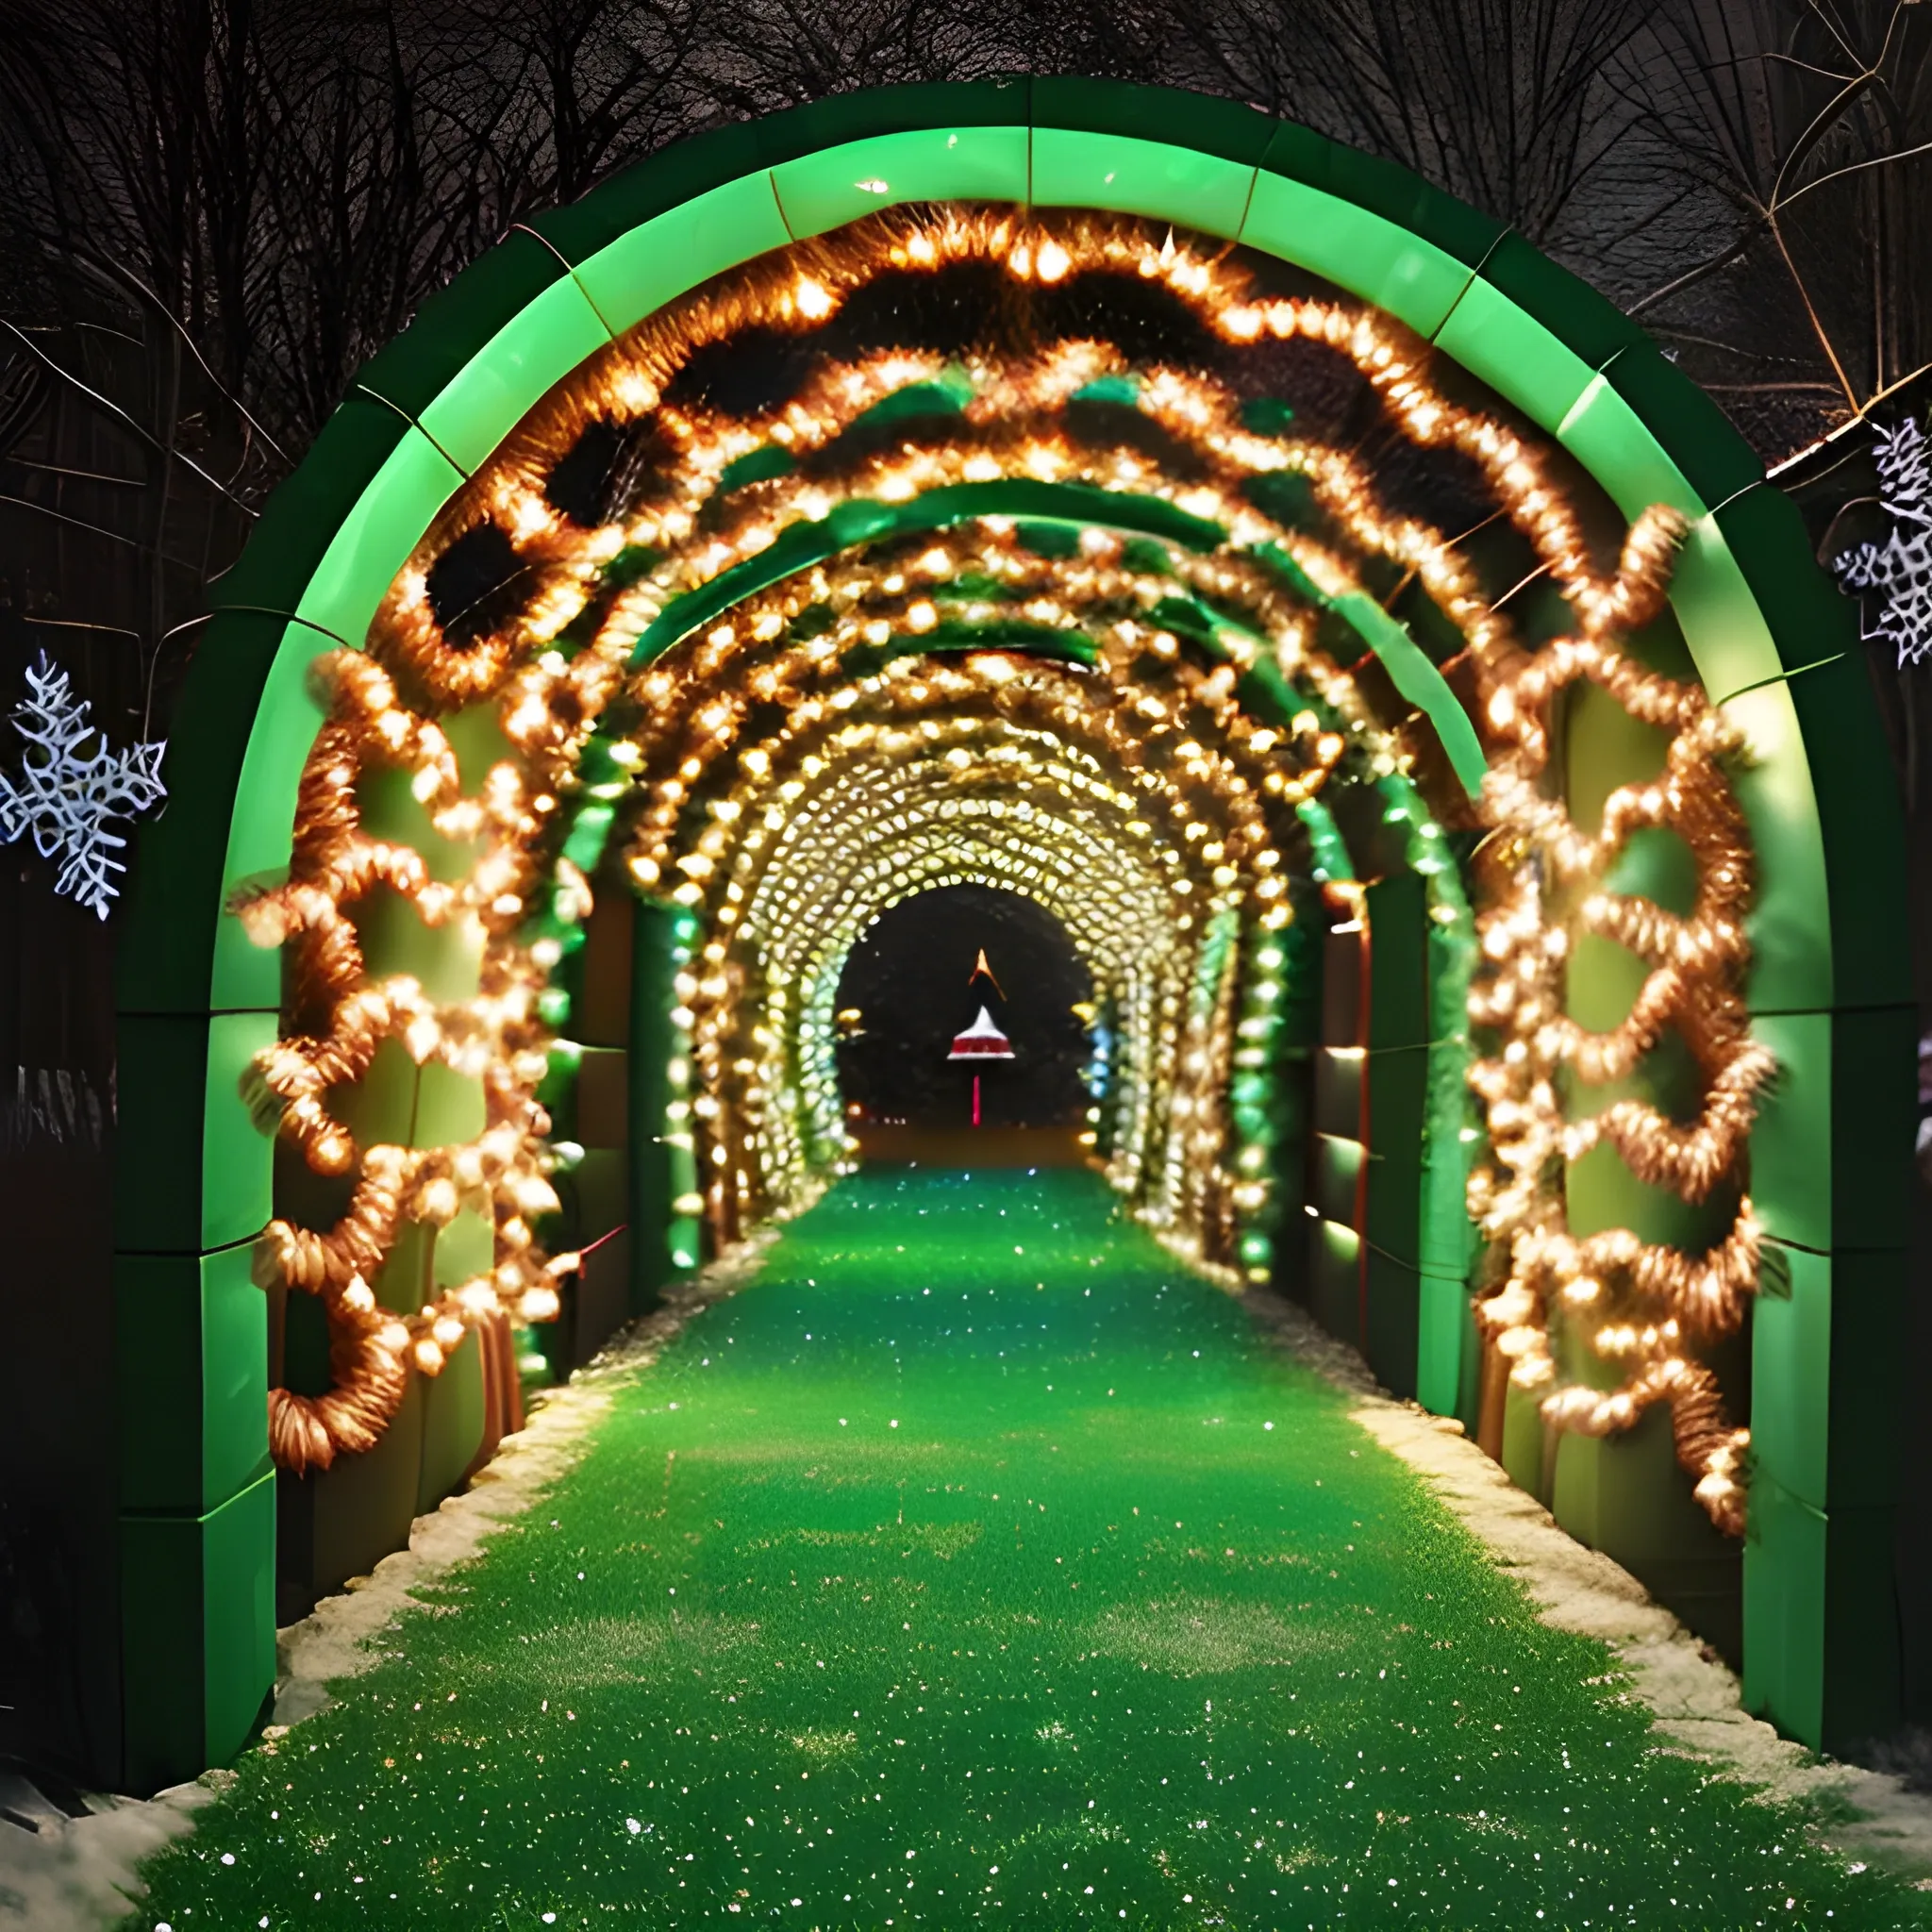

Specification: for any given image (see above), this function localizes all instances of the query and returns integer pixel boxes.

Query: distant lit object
[948,1007,1015,1060]
[950,990,1013,1132]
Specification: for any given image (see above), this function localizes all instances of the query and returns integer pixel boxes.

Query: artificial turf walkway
[137,1167,1921,1930]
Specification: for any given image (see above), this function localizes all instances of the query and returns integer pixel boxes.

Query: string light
[241,206,1770,1538]
[1465,577,1771,1533]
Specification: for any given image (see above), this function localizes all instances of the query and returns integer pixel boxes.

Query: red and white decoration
[948,1005,1015,1060]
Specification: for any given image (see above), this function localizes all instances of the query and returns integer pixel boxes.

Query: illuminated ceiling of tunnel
[240,208,1768,1538]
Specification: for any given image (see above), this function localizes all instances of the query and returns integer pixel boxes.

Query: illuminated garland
[1466,595,1773,1532]
[236,654,576,1471]
[241,206,1769,1535]
[664,684,1241,1235]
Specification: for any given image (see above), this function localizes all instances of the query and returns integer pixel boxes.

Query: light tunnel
[112,80,1911,1792]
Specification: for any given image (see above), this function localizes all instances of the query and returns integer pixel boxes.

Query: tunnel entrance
[834,884,1093,1154]
[108,86,1908,1791]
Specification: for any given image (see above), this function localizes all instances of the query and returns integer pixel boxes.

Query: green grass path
[137,1169,1923,1929]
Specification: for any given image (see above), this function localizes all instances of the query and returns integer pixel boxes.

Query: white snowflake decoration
[1834,414,1932,668]
[0,653,166,918]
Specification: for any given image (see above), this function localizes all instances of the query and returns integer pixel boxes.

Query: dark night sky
[833,883,1093,1128]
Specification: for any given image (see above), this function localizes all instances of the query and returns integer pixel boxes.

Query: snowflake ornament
[1834,414,1932,669]
[0,653,166,918]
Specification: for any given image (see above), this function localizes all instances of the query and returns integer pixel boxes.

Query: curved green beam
[630,480,1223,660]
[112,75,1909,1788]
[626,479,1488,796]
[532,489,1451,956]
[1257,542,1488,793]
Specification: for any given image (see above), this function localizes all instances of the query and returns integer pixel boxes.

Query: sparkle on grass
[131,1173,1900,1931]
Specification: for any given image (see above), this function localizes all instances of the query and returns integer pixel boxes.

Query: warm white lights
[237,206,1769,1541]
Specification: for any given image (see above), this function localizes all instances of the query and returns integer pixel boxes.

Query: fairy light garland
[236,652,577,1471]
[691,715,1205,1225]
[607,617,1335,1264]
[667,702,1206,1192]
[240,204,1771,1537]
[1466,593,1773,1532]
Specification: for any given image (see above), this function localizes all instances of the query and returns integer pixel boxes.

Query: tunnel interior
[833,884,1093,1133]
[230,203,1774,1693]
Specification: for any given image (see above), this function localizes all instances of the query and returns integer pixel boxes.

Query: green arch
[112,75,1911,1790]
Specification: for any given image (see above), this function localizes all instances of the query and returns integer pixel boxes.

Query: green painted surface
[1741,1470,1901,1754]
[1313,1134,1363,1232]
[1810,1498,1909,1750]
[205,396,410,619]
[1363,1248,1421,1400]
[1554,372,1702,523]
[1669,519,1787,706]
[1751,1244,1906,1514]
[629,901,693,1312]
[291,1374,432,1613]
[1477,234,1647,373]
[113,1005,275,1254]
[1548,1412,1738,1610]
[117,609,288,1015]
[203,1471,278,1765]
[1415,1272,1471,1420]
[1600,347,1762,510]
[1500,1380,1546,1503]
[1238,170,1472,339]
[758,82,1030,176]
[115,1243,270,1517]
[418,273,612,475]
[1743,1470,1829,1750]
[355,231,570,425]
[1754,642,1911,1012]
[1354,798,1472,1408]
[1363,875,1428,1052]
[202,1010,278,1252]
[1311,1216,1361,1348]
[1364,1056,1426,1260]
[113,1013,222,1255]
[1030,126,1257,239]
[206,622,337,1012]
[130,1173,1918,1925]
[1433,275,1596,435]
[417,1328,489,1518]
[199,1251,271,1506]
[120,1470,276,1795]
[1750,1006,1917,1256]
[291,424,464,643]
[1256,119,1503,275]
[772,126,1030,240]
[1723,680,1836,1016]
[1031,77,1277,168]
[119,1501,210,1796]
[569,174,792,339]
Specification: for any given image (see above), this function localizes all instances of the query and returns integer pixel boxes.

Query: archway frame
[111,75,1910,1788]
